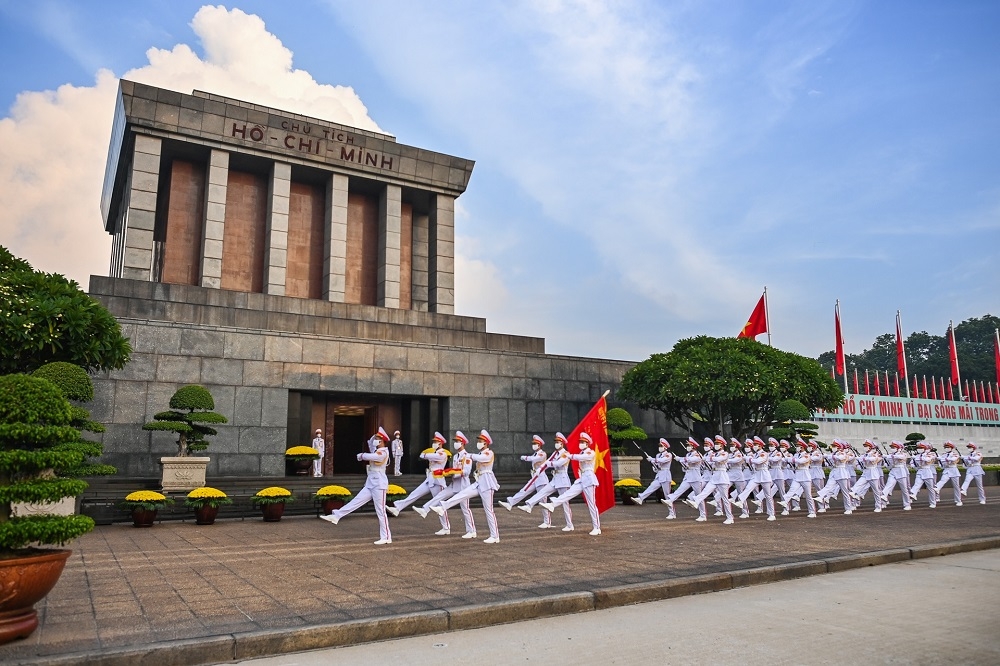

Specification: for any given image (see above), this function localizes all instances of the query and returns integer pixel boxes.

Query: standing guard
[391,430,404,476]
[311,428,326,478]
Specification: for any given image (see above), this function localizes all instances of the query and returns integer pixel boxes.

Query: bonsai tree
[606,407,648,455]
[904,432,926,454]
[0,373,95,552]
[767,399,819,442]
[31,362,116,478]
[143,385,228,456]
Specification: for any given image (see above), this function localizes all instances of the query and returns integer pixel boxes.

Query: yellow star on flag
[592,439,609,472]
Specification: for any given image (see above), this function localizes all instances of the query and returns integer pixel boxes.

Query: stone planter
[12,496,80,517]
[611,455,642,481]
[0,549,72,645]
[194,506,219,525]
[159,456,210,492]
[292,459,313,476]
[261,503,286,522]
[131,509,157,527]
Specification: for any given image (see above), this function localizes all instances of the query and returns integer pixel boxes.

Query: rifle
[517,450,559,494]
[632,441,659,468]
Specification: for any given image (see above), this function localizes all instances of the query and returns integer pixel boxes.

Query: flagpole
[897,310,910,398]
[836,300,847,394]
[994,328,999,386]
[763,286,771,347]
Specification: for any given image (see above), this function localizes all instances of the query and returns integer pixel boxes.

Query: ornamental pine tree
[143,385,228,456]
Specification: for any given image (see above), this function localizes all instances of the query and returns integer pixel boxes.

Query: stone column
[264,162,291,296]
[121,134,161,281]
[411,212,430,311]
[429,194,455,314]
[323,173,349,302]
[200,149,229,289]
[377,184,402,308]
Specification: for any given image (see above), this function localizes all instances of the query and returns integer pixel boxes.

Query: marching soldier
[633,438,673,505]
[815,441,855,514]
[934,441,963,506]
[685,436,734,524]
[663,437,705,520]
[386,432,450,534]
[879,441,912,510]
[433,430,501,543]
[517,433,574,530]
[848,440,885,512]
[500,435,549,511]
[320,427,392,545]
[909,442,939,508]
[732,438,776,520]
[961,442,986,504]
[540,432,602,535]
[416,431,477,538]
[777,439,816,517]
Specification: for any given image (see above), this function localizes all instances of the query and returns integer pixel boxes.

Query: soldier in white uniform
[685,437,734,524]
[777,440,817,517]
[934,441,963,506]
[320,427,392,544]
[517,433,574,530]
[815,441,856,514]
[500,436,549,511]
[726,439,747,503]
[848,440,885,512]
[633,438,673,505]
[768,438,788,497]
[417,431,477,537]
[961,442,986,504]
[879,441,912,510]
[312,429,326,477]
[540,432,602,535]
[909,442,939,508]
[386,433,450,534]
[434,429,501,543]
[808,442,827,509]
[391,430,404,476]
[732,440,776,521]
[663,437,705,519]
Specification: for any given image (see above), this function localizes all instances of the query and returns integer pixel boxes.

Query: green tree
[619,336,843,440]
[767,399,819,441]
[143,385,228,456]
[0,246,132,374]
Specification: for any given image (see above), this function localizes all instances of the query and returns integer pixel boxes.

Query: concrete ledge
[447,592,594,631]
[731,560,828,588]
[825,548,911,573]
[593,578,679,610]
[665,572,734,599]
[31,636,236,666]
[234,610,449,660]
[910,536,1000,559]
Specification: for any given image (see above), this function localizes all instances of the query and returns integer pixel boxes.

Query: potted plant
[0,373,96,644]
[606,407,647,479]
[121,490,173,527]
[614,478,643,504]
[285,446,320,476]
[314,485,352,515]
[251,486,293,522]
[184,487,232,525]
[143,385,227,491]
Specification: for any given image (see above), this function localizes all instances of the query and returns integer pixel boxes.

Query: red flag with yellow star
[738,293,768,339]
[566,394,616,514]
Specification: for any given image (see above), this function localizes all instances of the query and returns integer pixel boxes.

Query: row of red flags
[832,367,1000,404]
[738,292,1000,397]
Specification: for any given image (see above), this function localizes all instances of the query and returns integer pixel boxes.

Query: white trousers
[525,481,573,526]
[881,474,912,508]
[637,477,671,503]
[440,482,499,539]
[738,479,774,517]
[548,481,599,530]
[783,479,815,514]
[692,481,732,520]
[961,472,986,503]
[850,475,885,509]
[424,485,474,534]
[911,474,938,506]
[333,487,390,541]
[393,455,402,476]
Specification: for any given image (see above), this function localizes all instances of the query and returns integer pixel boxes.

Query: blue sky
[1,1,997,363]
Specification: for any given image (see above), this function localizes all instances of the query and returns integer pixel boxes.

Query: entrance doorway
[332,412,367,474]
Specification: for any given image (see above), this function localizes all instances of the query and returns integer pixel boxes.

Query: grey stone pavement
[2,489,998,665]
[234,548,1000,666]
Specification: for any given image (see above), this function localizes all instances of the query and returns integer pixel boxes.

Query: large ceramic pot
[131,509,157,527]
[320,498,345,515]
[0,549,72,645]
[293,459,313,476]
[194,506,219,525]
[261,503,286,522]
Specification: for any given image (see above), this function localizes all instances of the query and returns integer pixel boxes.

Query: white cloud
[0,5,382,285]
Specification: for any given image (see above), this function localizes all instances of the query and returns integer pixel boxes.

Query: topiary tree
[32,362,116,478]
[904,432,925,454]
[0,373,95,552]
[767,399,819,442]
[606,407,648,455]
[0,246,131,374]
[143,385,228,456]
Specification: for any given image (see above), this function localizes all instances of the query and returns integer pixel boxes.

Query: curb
[23,535,1000,666]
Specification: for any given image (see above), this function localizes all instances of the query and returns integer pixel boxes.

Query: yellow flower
[255,486,292,498]
[614,478,643,487]
[285,446,320,456]
[315,485,351,497]
[125,490,167,502]
[386,484,406,495]
[187,487,227,499]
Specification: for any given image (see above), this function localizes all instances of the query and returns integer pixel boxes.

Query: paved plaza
[2,490,998,665]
